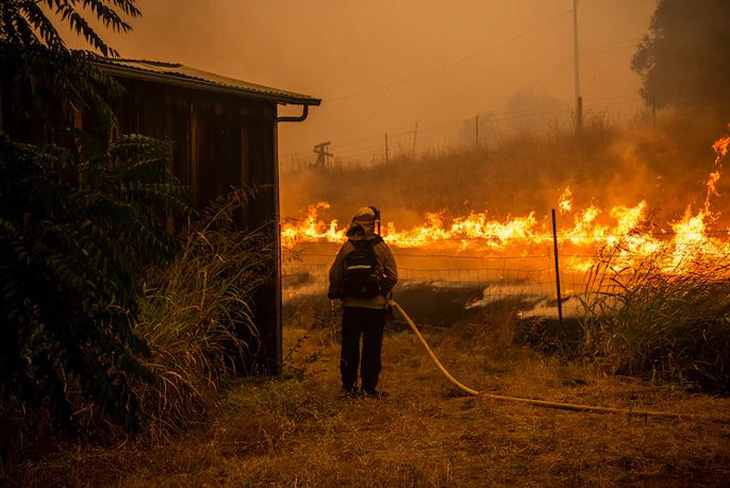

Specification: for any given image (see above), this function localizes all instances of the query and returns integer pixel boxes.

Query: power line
[581,39,642,55]
[328,12,567,103]
[279,96,646,161]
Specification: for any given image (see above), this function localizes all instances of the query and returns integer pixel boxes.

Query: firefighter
[328,206,398,397]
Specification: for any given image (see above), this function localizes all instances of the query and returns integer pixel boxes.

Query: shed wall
[114,79,281,372]
[0,74,284,373]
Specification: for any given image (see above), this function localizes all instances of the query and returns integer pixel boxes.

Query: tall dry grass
[581,242,730,392]
[132,192,274,435]
[0,191,275,470]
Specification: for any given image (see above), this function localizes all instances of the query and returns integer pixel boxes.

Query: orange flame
[558,186,573,215]
[282,130,730,274]
[706,134,730,211]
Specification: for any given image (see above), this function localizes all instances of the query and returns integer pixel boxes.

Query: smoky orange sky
[67,0,657,165]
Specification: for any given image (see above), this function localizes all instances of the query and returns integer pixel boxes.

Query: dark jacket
[329,219,397,309]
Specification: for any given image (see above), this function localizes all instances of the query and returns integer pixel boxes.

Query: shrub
[0,133,189,439]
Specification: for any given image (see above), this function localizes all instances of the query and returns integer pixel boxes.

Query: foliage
[581,243,730,392]
[0,0,139,56]
[632,0,730,116]
[0,0,140,131]
[0,43,120,131]
[0,133,190,434]
[131,192,274,435]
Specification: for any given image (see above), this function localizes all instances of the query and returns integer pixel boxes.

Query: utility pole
[412,121,419,158]
[573,0,583,134]
[312,141,333,170]
[385,132,389,164]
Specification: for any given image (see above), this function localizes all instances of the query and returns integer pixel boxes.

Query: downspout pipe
[276,104,309,123]
[270,102,315,374]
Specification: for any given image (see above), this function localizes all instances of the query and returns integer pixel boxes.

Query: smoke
[54,1,730,227]
[281,115,730,231]
[60,0,656,162]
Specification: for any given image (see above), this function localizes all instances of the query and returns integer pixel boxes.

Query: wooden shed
[104,60,320,373]
[2,58,321,374]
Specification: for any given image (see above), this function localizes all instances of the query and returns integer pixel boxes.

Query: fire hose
[389,300,714,422]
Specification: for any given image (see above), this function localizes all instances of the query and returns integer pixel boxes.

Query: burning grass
[282,119,730,254]
[280,122,730,317]
[281,124,730,396]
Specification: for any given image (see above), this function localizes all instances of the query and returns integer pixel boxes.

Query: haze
[68,0,656,164]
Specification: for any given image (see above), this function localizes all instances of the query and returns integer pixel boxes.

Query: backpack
[341,237,384,299]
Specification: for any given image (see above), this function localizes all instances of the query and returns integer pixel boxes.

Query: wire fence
[283,245,592,321]
[282,224,730,322]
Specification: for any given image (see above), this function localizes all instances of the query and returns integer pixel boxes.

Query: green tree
[0,0,140,132]
[0,1,196,433]
[0,134,190,432]
[0,0,139,55]
[632,0,730,118]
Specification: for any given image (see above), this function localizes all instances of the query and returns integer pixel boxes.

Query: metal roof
[95,58,321,106]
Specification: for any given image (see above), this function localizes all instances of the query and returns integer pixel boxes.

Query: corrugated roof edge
[95,58,321,106]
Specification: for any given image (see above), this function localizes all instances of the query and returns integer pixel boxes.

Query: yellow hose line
[390,300,705,421]
[390,301,480,396]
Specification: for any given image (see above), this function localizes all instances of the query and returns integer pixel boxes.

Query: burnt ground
[11,293,730,487]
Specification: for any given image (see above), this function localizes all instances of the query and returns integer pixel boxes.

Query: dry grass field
[11,296,730,487]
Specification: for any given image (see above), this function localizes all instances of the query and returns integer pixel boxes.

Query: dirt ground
[12,299,730,487]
